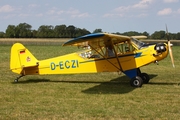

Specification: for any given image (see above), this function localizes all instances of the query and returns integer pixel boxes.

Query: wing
[62,33,131,49]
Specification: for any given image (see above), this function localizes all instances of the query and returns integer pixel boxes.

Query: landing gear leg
[125,68,150,87]
[14,75,24,83]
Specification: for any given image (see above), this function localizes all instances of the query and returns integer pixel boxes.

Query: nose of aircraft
[154,43,166,53]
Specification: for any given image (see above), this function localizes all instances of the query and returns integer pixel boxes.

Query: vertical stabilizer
[10,43,39,75]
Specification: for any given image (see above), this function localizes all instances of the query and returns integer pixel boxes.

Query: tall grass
[0,38,69,46]
[0,42,180,119]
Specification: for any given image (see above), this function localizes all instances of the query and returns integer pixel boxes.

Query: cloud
[133,0,153,9]
[163,0,179,3]
[66,8,80,15]
[47,8,90,18]
[157,8,172,15]
[0,5,14,13]
[67,9,91,18]
[57,10,64,15]
[114,6,131,13]
[47,9,57,15]
[114,0,153,12]
[104,0,153,18]
[71,13,90,18]
[103,13,123,18]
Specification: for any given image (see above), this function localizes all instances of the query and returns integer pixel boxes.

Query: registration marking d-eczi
[50,60,79,70]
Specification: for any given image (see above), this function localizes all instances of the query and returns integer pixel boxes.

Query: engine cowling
[154,43,166,53]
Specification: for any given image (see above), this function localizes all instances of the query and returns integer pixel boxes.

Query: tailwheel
[130,76,143,87]
[14,75,24,83]
[14,79,18,83]
[140,73,150,84]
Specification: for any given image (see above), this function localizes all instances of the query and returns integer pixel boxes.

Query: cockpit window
[131,38,145,49]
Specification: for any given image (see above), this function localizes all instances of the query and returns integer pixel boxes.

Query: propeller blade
[168,41,175,68]
[166,25,175,68]
[166,25,170,41]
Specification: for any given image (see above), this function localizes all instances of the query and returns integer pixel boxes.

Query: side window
[79,49,101,59]
[79,50,92,58]
[115,41,135,54]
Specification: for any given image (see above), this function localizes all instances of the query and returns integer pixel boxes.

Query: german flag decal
[20,50,25,54]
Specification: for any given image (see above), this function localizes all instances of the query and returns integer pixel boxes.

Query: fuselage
[25,43,168,75]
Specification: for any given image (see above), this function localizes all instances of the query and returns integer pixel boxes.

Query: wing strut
[89,44,122,71]
[110,39,123,72]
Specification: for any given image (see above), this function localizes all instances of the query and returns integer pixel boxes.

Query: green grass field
[0,43,180,119]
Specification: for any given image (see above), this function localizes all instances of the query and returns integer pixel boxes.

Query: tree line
[0,22,180,40]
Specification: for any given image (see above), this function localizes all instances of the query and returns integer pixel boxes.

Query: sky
[0,0,180,34]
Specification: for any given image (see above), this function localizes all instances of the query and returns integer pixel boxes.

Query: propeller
[166,25,175,68]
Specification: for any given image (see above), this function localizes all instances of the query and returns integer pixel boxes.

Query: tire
[130,76,143,87]
[141,73,150,84]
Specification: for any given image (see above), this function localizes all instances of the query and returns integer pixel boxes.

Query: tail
[10,43,39,75]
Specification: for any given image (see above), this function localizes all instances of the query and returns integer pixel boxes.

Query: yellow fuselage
[12,44,168,76]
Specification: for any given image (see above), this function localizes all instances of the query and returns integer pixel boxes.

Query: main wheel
[130,76,143,87]
[141,73,150,84]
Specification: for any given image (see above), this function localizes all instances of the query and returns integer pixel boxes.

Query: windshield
[131,38,145,49]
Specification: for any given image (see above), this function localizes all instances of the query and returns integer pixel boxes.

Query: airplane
[10,28,175,87]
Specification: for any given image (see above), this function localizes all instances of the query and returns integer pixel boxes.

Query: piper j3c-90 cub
[10,30,175,87]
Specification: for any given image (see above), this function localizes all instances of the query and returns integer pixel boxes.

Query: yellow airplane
[10,31,174,87]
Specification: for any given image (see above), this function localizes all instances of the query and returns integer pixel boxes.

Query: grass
[0,42,180,119]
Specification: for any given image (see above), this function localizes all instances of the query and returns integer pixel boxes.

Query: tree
[16,23,32,38]
[37,25,54,38]
[93,29,103,33]
[122,31,142,36]
[31,30,38,38]
[54,24,67,38]
[66,25,76,38]
[176,32,180,40]
[151,31,166,39]
[169,33,176,40]
[5,25,16,38]
[142,31,150,38]
[75,28,90,37]
[0,32,5,38]
[3,22,180,39]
